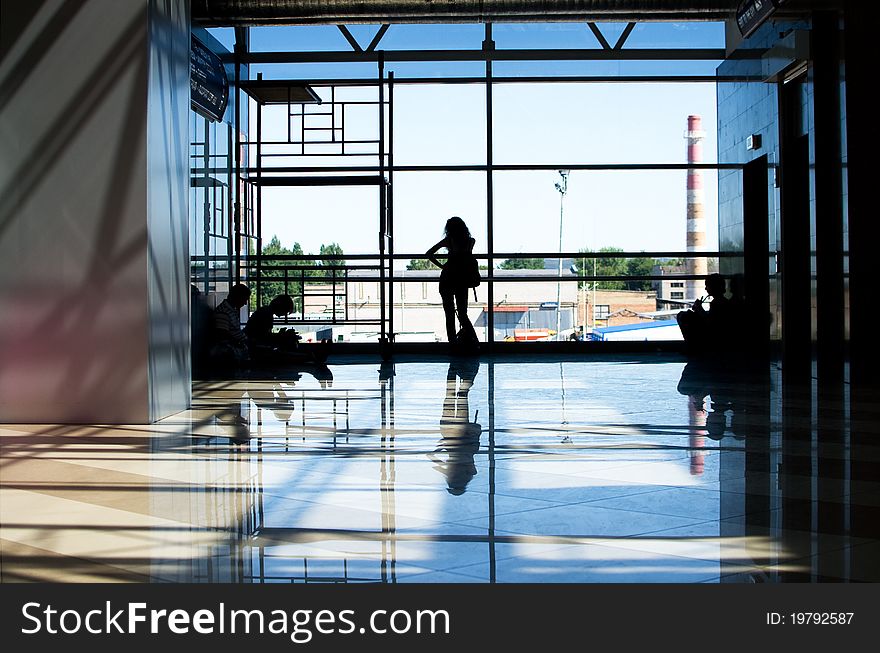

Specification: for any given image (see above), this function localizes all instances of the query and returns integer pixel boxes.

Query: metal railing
[192,250,739,321]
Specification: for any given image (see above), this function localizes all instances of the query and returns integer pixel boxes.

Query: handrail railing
[192,251,736,283]
[190,250,740,335]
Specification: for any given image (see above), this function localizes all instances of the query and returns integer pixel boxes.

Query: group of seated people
[192,283,328,374]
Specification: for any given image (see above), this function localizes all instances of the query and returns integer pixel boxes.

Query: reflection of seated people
[676,274,734,354]
[678,360,726,442]
[212,393,252,445]
[307,363,333,388]
[211,284,252,367]
[677,357,769,442]
[428,359,481,495]
[378,360,395,385]
[249,382,298,426]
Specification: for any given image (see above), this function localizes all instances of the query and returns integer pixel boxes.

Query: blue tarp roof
[592,319,679,334]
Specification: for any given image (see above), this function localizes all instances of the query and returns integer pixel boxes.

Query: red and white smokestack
[685,115,707,301]
[688,395,706,476]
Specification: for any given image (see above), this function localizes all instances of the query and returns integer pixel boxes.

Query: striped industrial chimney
[685,115,707,301]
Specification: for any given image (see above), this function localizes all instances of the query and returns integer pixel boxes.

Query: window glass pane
[380,24,485,50]
[386,61,486,79]
[492,22,724,51]
[260,185,379,255]
[491,280,579,342]
[393,84,486,166]
[392,171,487,266]
[250,26,350,52]
[492,60,721,78]
[492,82,718,165]
[248,86,383,169]
[492,170,718,254]
[394,276,486,343]
[206,27,235,51]
[250,62,380,81]
[623,22,726,49]
[493,23,603,50]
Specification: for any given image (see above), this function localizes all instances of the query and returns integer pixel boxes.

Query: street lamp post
[580,253,587,336]
[554,170,569,341]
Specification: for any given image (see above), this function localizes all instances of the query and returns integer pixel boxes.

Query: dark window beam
[613,22,636,50]
[366,24,390,52]
[337,24,363,51]
[233,26,249,54]
[587,22,612,50]
[238,47,730,64]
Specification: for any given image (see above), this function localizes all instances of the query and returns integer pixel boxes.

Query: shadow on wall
[0,1,189,422]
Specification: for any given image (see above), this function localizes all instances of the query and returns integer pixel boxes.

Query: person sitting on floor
[676,273,734,354]
[244,294,329,364]
[244,294,299,350]
[211,283,252,366]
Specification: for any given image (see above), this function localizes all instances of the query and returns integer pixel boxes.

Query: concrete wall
[0,0,190,423]
[147,0,191,421]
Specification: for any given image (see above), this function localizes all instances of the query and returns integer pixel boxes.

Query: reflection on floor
[2,355,878,583]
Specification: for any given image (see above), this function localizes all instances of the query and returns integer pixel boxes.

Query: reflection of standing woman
[429,359,481,495]
[426,216,479,345]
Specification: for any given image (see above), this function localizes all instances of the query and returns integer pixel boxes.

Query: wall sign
[736,0,779,38]
[190,36,229,122]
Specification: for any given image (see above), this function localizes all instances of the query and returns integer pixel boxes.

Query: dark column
[837,3,880,580]
[811,10,849,580]
[846,2,880,389]
[778,76,812,381]
[812,11,846,385]
[742,155,770,355]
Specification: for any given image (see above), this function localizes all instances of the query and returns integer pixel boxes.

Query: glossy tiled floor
[2,355,878,582]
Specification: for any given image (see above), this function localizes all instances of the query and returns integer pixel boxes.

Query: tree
[407,258,441,270]
[498,257,545,270]
[624,255,655,291]
[578,247,625,290]
[318,242,345,270]
[577,248,657,291]
[259,235,307,309]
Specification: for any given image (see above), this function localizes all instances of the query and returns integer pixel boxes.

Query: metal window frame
[232,24,743,348]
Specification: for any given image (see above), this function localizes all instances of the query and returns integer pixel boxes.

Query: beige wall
[0,0,190,422]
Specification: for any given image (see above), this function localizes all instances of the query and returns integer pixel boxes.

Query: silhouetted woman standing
[426,216,479,347]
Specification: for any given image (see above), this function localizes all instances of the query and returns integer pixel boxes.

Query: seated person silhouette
[245,295,299,349]
[210,283,252,369]
[428,359,481,495]
[244,294,330,365]
[676,273,734,355]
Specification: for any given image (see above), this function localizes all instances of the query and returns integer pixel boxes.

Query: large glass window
[234,21,731,343]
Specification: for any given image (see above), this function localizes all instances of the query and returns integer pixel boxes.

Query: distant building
[653,264,690,309]
[344,268,579,342]
[578,289,658,333]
